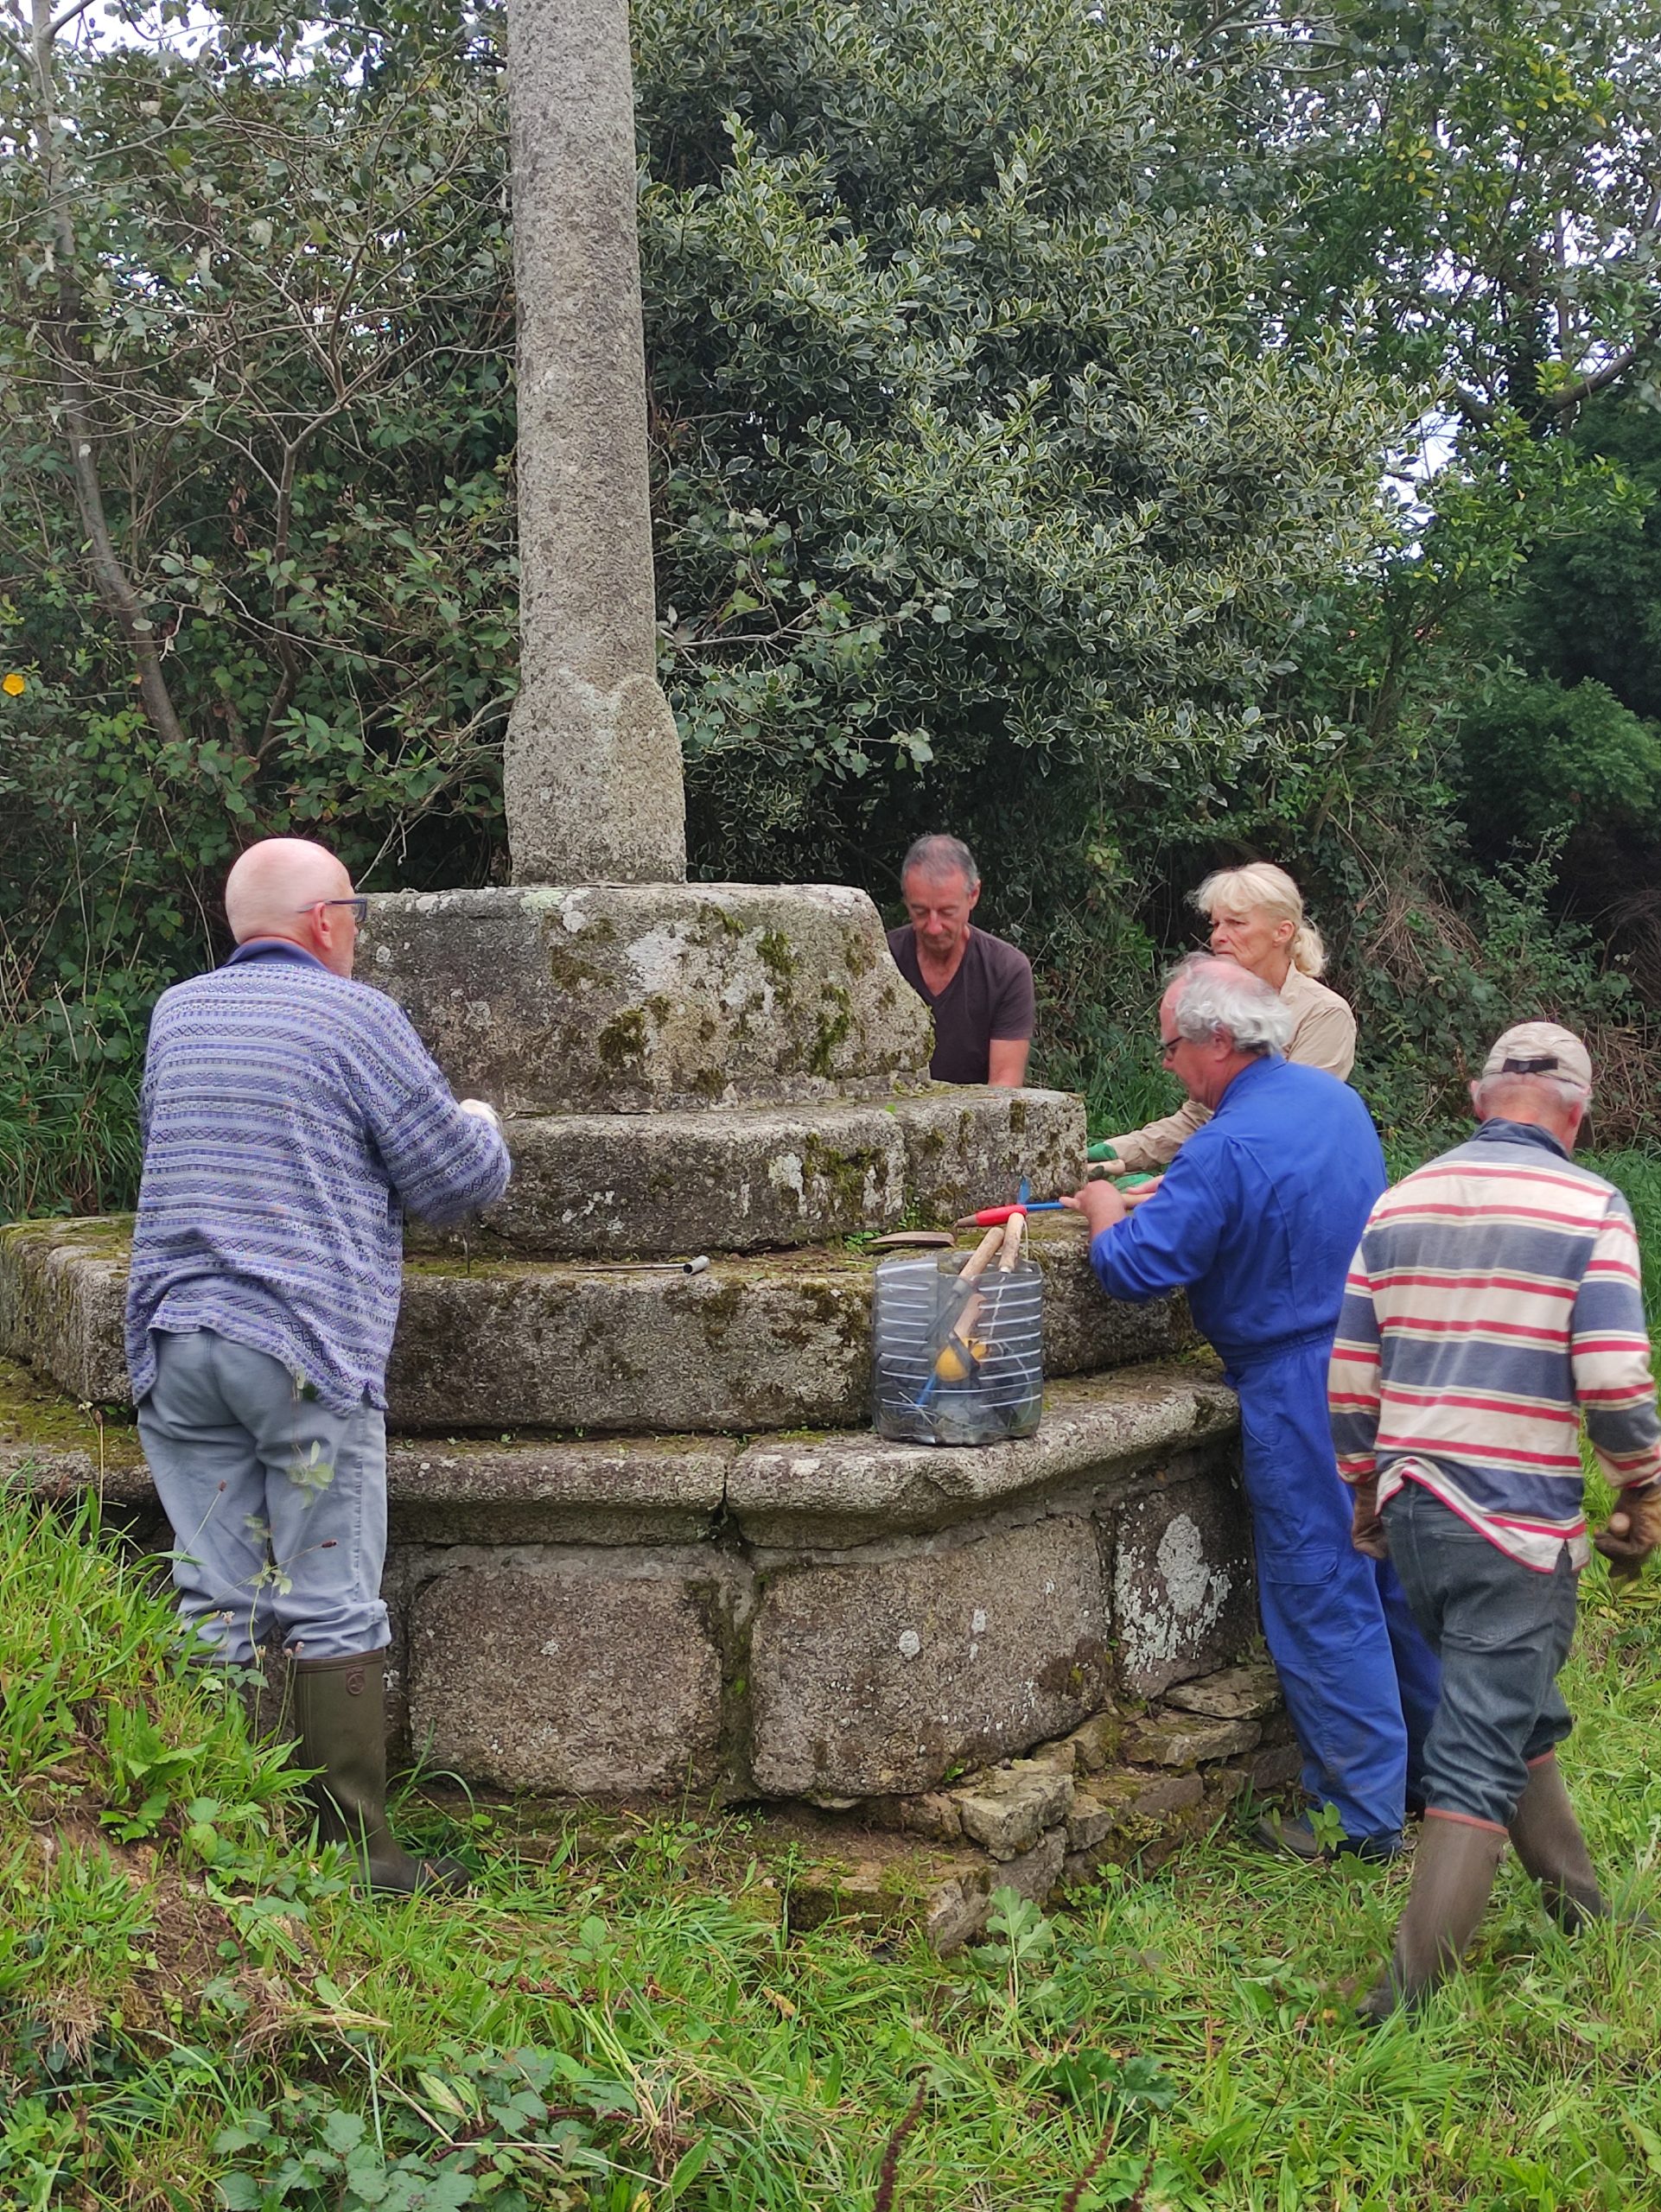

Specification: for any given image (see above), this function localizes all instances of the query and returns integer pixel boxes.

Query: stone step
[360,880,936,1114]
[1,1216,1194,1432]
[408,1086,1084,1256]
[392,1363,1244,1803]
[3,1345,1245,1809]
[4,1351,1233,1551]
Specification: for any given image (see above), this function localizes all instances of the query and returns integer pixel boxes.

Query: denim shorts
[1383,1480,1577,1830]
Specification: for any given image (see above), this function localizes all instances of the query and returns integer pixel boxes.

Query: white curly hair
[1167,952,1294,1056]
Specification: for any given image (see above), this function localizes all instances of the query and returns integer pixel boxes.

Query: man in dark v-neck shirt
[886,834,1034,1085]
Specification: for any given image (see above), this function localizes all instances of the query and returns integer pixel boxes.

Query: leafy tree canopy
[2,0,1659,1207]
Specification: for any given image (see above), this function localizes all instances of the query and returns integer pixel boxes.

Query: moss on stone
[694,1282,746,1347]
[800,1134,885,1217]
[595,1007,648,1072]
[544,944,613,995]
[695,902,748,939]
[400,1254,530,1281]
[3,1215,135,1256]
[756,930,799,993]
[808,985,855,1077]
[0,1356,141,1462]
[404,1248,872,1286]
[798,1281,859,1329]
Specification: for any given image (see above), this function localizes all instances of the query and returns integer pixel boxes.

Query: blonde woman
[1104,863,1356,1173]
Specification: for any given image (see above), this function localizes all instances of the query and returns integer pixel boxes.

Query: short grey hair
[1168,952,1294,1056]
[1473,1070,1589,1119]
[901,833,979,889]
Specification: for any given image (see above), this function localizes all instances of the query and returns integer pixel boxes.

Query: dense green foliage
[3,0,1661,1210]
[8,1480,1661,2209]
[1451,400,1661,995]
[0,2,515,1209]
[637,0,1387,839]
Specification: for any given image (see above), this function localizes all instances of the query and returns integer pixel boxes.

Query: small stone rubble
[779,1656,1298,1952]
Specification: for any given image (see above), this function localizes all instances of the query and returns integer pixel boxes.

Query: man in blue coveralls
[1065,953,1440,1860]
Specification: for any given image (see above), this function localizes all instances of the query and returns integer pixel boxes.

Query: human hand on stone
[458,1098,500,1127]
[1594,1482,1661,1580]
[1350,1478,1388,1560]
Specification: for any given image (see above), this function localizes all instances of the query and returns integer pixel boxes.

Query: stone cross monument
[0,0,1257,1935]
[501,0,685,886]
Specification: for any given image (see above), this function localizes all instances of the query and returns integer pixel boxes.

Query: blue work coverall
[1090,1054,1440,1842]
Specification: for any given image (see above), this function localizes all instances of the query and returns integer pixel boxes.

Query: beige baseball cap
[1482,1020,1593,1092]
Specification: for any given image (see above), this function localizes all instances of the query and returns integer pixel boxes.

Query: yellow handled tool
[932,1216,1022,1382]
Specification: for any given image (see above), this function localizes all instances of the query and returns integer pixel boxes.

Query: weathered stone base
[0,1216,1195,1432]
[472,1659,1301,1955]
[3,1354,1254,1806]
[765,1659,1301,1951]
[408,1085,1085,1257]
[378,1382,1251,1798]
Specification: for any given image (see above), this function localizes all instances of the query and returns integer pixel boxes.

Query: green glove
[1086,1141,1119,1164]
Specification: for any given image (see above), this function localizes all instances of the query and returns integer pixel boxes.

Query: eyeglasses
[1159,1033,1182,1062]
[296,896,368,923]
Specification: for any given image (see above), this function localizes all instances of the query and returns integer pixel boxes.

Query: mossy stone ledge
[0,1216,1195,1433]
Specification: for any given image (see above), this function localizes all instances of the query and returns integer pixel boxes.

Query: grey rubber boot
[1359,1814,1508,2026]
[290,1650,468,1896]
[1508,1755,1649,1933]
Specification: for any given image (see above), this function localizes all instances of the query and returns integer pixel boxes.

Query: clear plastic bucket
[872,1250,1043,1446]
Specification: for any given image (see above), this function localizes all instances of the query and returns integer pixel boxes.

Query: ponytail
[1193,861,1327,976]
[1292,921,1326,977]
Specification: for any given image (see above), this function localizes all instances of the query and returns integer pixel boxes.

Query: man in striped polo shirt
[127,836,512,1894]
[1331,1021,1661,2023]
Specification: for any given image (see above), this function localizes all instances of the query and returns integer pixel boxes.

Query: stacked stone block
[0,880,1260,1895]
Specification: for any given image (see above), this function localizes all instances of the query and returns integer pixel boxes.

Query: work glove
[1594,1481,1661,1581]
[1349,1478,1388,1561]
[1088,1139,1151,1179]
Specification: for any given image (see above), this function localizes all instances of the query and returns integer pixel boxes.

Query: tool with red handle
[952,1200,1064,1229]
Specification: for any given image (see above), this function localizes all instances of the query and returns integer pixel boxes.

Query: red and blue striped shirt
[1328,1119,1661,1570]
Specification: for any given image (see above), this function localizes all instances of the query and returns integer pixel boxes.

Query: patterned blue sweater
[125,939,511,1414]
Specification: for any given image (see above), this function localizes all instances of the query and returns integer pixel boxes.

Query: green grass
[1596,1151,1661,1321]
[0,1063,143,1222]
[8,1491,1661,2209]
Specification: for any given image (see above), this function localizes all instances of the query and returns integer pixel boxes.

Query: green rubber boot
[1508,1755,1651,1933]
[290,1650,468,1897]
[1359,1813,1507,2026]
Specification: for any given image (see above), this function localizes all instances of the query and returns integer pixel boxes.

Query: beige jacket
[1106,968,1358,1173]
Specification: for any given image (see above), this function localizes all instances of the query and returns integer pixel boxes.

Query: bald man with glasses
[126,837,510,1895]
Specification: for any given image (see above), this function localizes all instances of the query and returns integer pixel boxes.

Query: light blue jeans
[137,1327,390,1663]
